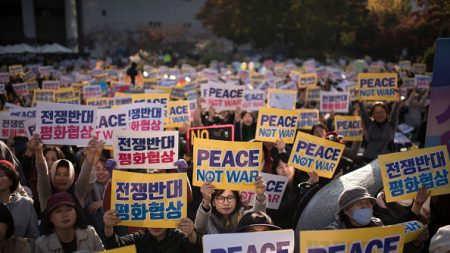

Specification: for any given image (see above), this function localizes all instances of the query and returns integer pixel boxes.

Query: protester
[429,225,450,253]
[0,159,39,251]
[0,203,31,253]
[359,101,401,162]
[234,110,257,142]
[327,186,382,229]
[195,176,267,234]
[36,192,104,252]
[33,134,104,211]
[236,211,281,232]
[102,210,202,253]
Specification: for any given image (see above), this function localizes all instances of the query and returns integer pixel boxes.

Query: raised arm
[358,101,371,129]
[389,101,401,130]
[74,138,104,208]
[33,134,52,212]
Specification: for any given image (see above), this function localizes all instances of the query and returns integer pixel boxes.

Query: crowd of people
[0,56,448,253]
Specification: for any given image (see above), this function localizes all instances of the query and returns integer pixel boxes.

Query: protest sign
[379,145,450,202]
[185,90,198,101]
[113,96,133,107]
[0,83,4,95]
[203,230,294,253]
[414,74,432,89]
[86,97,113,108]
[193,139,262,191]
[113,130,178,169]
[240,172,288,210]
[296,109,319,130]
[58,97,80,105]
[55,88,75,102]
[93,108,128,145]
[412,63,426,74]
[357,73,398,101]
[99,245,136,253]
[42,80,60,90]
[111,170,187,228]
[0,116,26,138]
[305,86,321,102]
[399,60,411,71]
[241,89,266,112]
[289,132,345,178]
[186,124,234,152]
[12,82,29,96]
[27,81,39,92]
[166,100,191,128]
[201,83,244,112]
[0,73,9,83]
[298,73,318,88]
[35,103,97,146]
[170,87,185,100]
[425,39,450,157]
[32,89,55,106]
[402,77,415,89]
[334,115,363,141]
[8,65,23,76]
[267,89,297,110]
[83,85,102,99]
[38,66,52,77]
[22,71,35,82]
[23,119,35,139]
[403,220,425,243]
[319,91,350,113]
[125,103,165,131]
[256,107,298,144]
[2,108,36,118]
[300,225,405,253]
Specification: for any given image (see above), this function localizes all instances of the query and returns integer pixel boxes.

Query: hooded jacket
[37,158,93,211]
[2,192,39,251]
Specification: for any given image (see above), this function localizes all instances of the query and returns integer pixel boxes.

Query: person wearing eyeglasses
[195,176,267,235]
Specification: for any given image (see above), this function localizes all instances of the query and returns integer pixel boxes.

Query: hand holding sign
[85,138,105,164]
[31,134,43,154]
[200,182,216,208]
[177,218,197,243]
[103,210,121,237]
[255,175,267,200]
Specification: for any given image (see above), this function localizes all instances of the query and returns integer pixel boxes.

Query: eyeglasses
[215,195,236,204]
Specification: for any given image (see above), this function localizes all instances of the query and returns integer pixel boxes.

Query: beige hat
[430,225,450,253]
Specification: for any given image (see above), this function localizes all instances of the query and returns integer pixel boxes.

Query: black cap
[236,211,281,232]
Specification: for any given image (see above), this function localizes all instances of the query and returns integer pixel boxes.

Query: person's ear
[343,208,352,217]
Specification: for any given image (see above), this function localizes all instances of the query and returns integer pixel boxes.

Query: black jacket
[103,229,202,253]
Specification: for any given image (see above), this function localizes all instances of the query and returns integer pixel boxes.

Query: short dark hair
[41,203,88,235]
[0,203,14,239]
[310,124,328,135]
[369,103,389,117]
[0,162,19,193]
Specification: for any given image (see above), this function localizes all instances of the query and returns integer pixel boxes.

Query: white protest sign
[240,172,288,210]
[203,230,294,253]
[113,129,178,169]
[93,108,129,146]
[35,103,97,146]
[83,85,102,99]
[23,119,36,139]
[319,91,350,113]
[414,74,432,89]
[267,89,297,110]
[42,80,61,90]
[241,89,266,112]
[125,102,165,131]
[0,116,27,138]
[201,83,244,112]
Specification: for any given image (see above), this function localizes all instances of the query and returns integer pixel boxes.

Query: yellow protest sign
[153,86,172,94]
[111,170,187,228]
[403,220,425,243]
[255,107,298,144]
[305,86,321,102]
[357,73,398,101]
[379,145,450,202]
[300,225,405,253]
[86,97,113,108]
[98,245,136,253]
[412,63,426,74]
[121,93,170,105]
[166,100,191,128]
[288,132,345,178]
[58,96,80,105]
[296,109,319,130]
[298,72,318,88]
[32,89,55,106]
[55,87,75,102]
[193,139,263,191]
[8,65,23,76]
[334,116,363,141]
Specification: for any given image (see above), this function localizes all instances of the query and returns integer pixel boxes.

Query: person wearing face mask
[327,186,382,229]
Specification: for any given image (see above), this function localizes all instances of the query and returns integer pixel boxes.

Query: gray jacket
[35,225,104,253]
[359,102,400,161]
[2,192,39,252]
[195,197,268,235]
